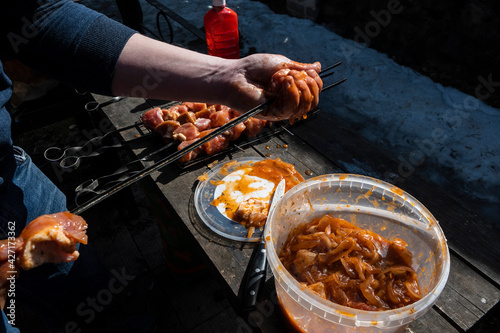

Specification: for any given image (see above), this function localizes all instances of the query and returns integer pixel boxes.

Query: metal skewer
[71,100,273,214]
[71,64,346,215]
[73,142,176,205]
[320,61,342,77]
[322,77,347,91]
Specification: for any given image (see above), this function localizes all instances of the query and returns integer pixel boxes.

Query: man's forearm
[112,34,235,105]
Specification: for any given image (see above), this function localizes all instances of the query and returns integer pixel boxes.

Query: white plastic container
[264,174,450,332]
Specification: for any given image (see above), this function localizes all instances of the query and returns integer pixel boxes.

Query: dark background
[262,0,500,109]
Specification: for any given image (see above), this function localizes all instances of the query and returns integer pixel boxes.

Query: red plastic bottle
[204,0,240,59]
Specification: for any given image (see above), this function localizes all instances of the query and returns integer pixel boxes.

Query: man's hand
[224,54,323,121]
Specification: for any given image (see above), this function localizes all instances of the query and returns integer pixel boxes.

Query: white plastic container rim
[264,174,451,329]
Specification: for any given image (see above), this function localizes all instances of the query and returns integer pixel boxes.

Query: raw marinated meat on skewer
[177,139,203,163]
[195,108,213,119]
[199,129,230,155]
[243,118,267,138]
[209,109,231,128]
[261,67,323,123]
[170,104,189,115]
[156,120,180,140]
[1,212,88,307]
[141,107,164,130]
[172,123,200,141]
[0,212,88,272]
[177,111,196,124]
[183,102,207,111]
[162,107,181,121]
[142,101,275,163]
[229,110,268,138]
[17,212,88,270]
[194,118,212,131]
[225,121,246,140]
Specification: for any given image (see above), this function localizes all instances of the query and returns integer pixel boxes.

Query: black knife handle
[239,239,268,310]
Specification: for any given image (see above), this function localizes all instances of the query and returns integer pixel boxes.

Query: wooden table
[93,94,500,332]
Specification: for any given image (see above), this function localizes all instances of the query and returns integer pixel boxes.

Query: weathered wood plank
[448,254,500,314]
[433,253,500,331]
[406,307,460,333]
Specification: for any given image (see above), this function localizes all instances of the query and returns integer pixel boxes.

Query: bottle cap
[212,0,226,7]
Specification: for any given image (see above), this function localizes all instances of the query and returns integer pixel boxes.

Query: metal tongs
[71,62,346,214]
[73,142,174,205]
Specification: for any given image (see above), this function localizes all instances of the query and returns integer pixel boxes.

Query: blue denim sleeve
[1,0,136,95]
[1,310,20,333]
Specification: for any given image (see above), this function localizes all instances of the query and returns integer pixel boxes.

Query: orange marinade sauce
[210,158,304,220]
[247,158,304,191]
[278,298,308,333]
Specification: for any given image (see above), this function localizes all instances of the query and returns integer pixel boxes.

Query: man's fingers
[291,73,312,117]
[284,75,300,112]
[305,75,320,109]
[285,60,321,73]
[306,68,323,91]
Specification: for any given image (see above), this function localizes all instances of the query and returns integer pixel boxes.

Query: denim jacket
[0,0,135,229]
